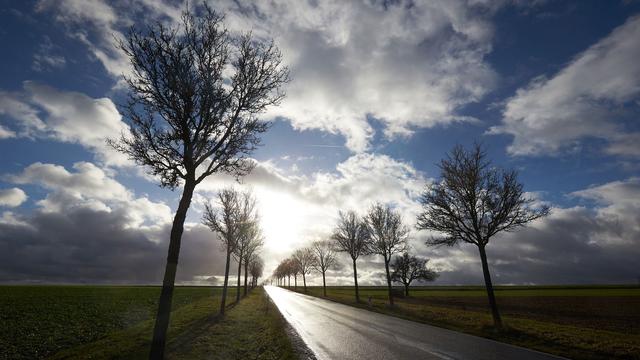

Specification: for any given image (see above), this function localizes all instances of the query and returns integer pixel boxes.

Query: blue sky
[1,0,639,285]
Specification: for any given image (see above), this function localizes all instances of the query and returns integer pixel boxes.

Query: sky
[1,0,639,286]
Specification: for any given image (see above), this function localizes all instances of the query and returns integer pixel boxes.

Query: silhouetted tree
[331,211,370,302]
[233,192,258,302]
[366,203,408,306]
[276,258,295,288]
[273,262,285,286]
[311,240,338,297]
[416,143,549,329]
[202,188,244,315]
[249,257,264,287]
[289,258,300,290]
[293,248,315,292]
[390,253,438,296]
[243,226,264,295]
[109,4,288,357]
[286,260,292,288]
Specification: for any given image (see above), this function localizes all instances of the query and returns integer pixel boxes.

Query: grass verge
[49,288,296,359]
[0,285,297,360]
[167,287,298,360]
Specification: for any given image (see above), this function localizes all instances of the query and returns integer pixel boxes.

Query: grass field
[0,285,296,360]
[290,284,640,360]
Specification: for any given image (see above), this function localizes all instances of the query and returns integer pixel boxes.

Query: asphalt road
[265,285,566,360]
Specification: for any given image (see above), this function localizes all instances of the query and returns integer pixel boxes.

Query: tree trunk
[287,275,290,288]
[149,179,195,360]
[479,245,502,329]
[404,283,409,297]
[384,259,394,306]
[322,271,327,297]
[302,273,307,292]
[220,246,232,315]
[243,261,249,296]
[235,251,242,303]
[294,274,297,290]
[352,258,360,303]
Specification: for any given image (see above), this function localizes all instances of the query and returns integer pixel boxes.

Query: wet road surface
[265,285,566,360]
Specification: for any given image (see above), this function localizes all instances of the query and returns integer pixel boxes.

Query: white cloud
[0,125,16,139]
[35,0,185,83]
[32,35,66,72]
[36,0,131,81]
[0,90,45,136]
[38,0,498,152]
[0,188,28,207]
[490,15,640,157]
[0,82,131,166]
[7,161,172,229]
[571,177,640,246]
[572,177,640,206]
[217,0,497,151]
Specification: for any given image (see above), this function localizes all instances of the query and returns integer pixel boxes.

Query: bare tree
[233,192,258,303]
[109,5,288,357]
[282,259,293,289]
[249,257,264,287]
[273,261,285,286]
[202,188,242,315]
[293,248,315,292]
[416,143,549,329]
[366,203,409,306]
[331,211,370,302]
[390,253,438,297]
[289,258,300,290]
[311,241,338,297]
[243,225,264,295]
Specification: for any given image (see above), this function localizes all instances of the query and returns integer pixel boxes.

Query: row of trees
[272,241,338,296]
[274,241,438,299]
[274,144,549,329]
[274,203,439,304]
[202,189,265,315]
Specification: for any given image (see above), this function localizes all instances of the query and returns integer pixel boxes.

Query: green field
[290,285,640,360]
[0,285,296,360]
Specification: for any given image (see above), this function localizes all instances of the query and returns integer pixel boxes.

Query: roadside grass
[288,285,640,360]
[167,287,298,360]
[0,285,240,359]
[49,287,296,360]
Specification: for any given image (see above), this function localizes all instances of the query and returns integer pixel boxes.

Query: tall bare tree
[390,253,438,297]
[110,5,288,357]
[416,143,549,329]
[293,248,315,292]
[233,192,258,303]
[243,225,264,295]
[366,203,409,306]
[274,260,287,287]
[331,210,370,302]
[249,257,264,287]
[311,240,338,297]
[202,188,242,315]
[289,258,300,290]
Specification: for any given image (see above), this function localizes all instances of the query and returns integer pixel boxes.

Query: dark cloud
[0,207,230,284]
[415,207,640,285]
